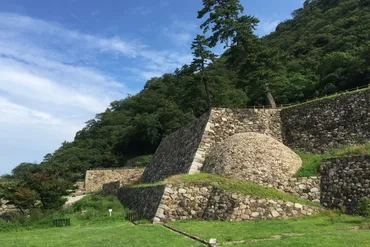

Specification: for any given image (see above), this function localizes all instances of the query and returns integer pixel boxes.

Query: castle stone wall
[281,90,370,153]
[141,108,282,182]
[85,168,144,192]
[118,185,166,220]
[140,112,210,183]
[320,155,370,214]
[120,183,321,223]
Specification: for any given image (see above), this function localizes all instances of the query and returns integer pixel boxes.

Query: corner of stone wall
[188,119,215,174]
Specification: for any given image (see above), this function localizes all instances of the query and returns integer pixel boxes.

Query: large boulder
[201,132,302,187]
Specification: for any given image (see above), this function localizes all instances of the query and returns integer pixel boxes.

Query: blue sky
[0,0,304,175]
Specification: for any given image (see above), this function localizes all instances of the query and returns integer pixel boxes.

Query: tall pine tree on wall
[191,35,217,109]
[197,0,277,107]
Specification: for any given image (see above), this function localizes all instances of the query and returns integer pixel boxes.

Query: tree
[191,34,217,109]
[0,183,39,214]
[197,0,277,107]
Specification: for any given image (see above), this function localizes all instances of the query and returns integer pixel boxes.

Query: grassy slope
[0,194,201,247]
[170,214,368,245]
[129,173,319,207]
[296,142,370,177]
[0,221,202,247]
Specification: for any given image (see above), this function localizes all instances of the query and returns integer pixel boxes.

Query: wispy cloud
[163,20,198,47]
[257,19,280,36]
[0,12,194,174]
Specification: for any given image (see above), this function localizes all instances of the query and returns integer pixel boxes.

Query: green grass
[0,194,202,247]
[235,231,370,247]
[1,194,368,247]
[126,155,153,167]
[129,173,320,207]
[296,142,370,177]
[169,213,368,245]
[0,221,202,247]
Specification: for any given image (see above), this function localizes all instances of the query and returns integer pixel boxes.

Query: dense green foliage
[0,162,73,211]
[3,0,370,188]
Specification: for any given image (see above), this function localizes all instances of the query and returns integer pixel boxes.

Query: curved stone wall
[202,133,302,188]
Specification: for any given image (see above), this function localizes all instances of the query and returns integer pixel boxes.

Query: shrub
[358,197,370,225]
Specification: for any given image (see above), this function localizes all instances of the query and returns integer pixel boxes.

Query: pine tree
[191,35,217,109]
[197,0,277,107]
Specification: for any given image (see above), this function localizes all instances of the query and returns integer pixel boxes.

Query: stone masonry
[141,108,282,183]
[119,183,321,223]
[281,89,370,153]
[320,155,370,214]
[84,168,144,192]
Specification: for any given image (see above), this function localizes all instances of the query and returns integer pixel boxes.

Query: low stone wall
[320,155,370,214]
[121,183,322,223]
[0,199,17,215]
[85,168,144,192]
[118,185,166,220]
[204,189,321,221]
[280,177,321,202]
[154,183,212,222]
[102,181,121,196]
[281,89,370,153]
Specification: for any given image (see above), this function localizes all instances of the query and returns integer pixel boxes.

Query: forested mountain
[3,0,370,187]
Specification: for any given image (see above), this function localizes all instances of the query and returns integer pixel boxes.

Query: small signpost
[208,238,217,247]
[109,208,112,217]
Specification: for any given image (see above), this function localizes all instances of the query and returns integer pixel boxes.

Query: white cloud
[0,97,62,125]
[163,20,199,47]
[0,12,195,174]
[257,20,280,36]
[0,13,139,57]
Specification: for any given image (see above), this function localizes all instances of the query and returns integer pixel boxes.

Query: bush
[358,197,370,225]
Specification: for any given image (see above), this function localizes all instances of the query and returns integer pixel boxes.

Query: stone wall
[85,168,144,192]
[154,183,212,222]
[203,189,321,221]
[281,89,370,153]
[320,155,370,214]
[189,108,282,175]
[141,112,210,183]
[119,183,321,223]
[210,108,282,143]
[157,183,320,222]
[141,108,282,182]
[0,199,17,215]
[280,177,321,202]
[118,185,166,219]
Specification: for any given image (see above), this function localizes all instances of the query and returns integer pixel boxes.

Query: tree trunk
[265,84,277,108]
[203,76,212,109]
[201,63,212,110]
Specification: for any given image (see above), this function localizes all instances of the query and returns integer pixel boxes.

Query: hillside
[4,0,370,180]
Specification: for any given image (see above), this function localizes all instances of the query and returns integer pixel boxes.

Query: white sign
[108,209,112,216]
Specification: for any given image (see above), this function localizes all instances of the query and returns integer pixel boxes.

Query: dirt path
[64,195,86,207]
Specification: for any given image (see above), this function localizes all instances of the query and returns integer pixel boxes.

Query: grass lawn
[169,214,369,246]
[0,221,203,247]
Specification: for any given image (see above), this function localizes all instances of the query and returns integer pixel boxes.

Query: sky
[0,0,304,175]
